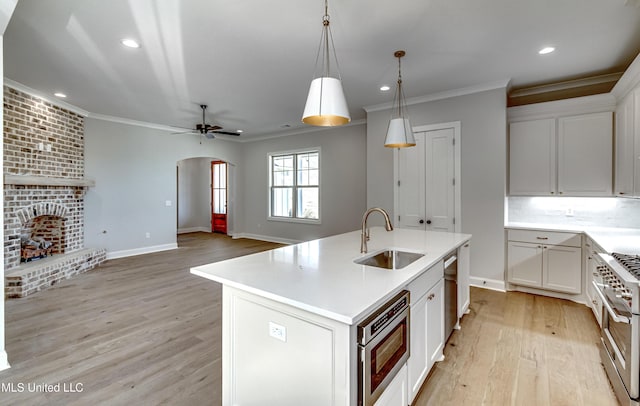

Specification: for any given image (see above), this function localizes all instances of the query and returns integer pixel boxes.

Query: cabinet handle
[536,237,548,240]
[619,192,626,195]
[592,300,598,305]
[427,293,435,301]
[464,244,470,248]
[550,191,555,195]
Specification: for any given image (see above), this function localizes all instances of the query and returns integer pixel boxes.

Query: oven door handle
[592,280,630,324]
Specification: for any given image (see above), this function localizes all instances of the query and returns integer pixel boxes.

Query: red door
[211,160,227,234]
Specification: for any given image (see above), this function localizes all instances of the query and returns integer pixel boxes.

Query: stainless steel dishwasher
[443,252,458,341]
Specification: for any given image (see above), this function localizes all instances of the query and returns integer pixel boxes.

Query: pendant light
[384,50,416,148]
[302,0,350,126]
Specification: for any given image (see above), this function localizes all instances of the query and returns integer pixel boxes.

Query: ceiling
[5,0,640,140]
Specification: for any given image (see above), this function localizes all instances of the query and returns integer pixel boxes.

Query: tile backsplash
[508,196,640,229]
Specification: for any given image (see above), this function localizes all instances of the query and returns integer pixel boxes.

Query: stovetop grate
[612,253,640,279]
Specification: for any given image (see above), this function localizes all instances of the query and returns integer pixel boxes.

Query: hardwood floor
[1,233,284,406]
[0,233,618,405]
[415,287,618,406]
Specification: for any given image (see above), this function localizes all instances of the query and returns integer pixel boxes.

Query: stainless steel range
[595,252,640,406]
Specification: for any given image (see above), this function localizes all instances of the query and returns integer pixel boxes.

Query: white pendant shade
[302,77,350,126]
[384,117,416,148]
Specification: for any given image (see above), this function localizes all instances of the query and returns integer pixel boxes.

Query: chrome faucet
[361,207,393,253]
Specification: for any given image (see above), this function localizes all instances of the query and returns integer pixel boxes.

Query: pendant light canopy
[384,50,416,148]
[302,0,350,127]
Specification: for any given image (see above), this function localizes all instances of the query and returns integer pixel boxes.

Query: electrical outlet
[565,208,574,216]
[269,322,286,342]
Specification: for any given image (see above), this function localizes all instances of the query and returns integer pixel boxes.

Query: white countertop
[506,222,640,255]
[191,228,471,325]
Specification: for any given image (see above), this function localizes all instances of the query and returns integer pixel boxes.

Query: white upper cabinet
[509,119,556,195]
[508,95,615,197]
[615,90,636,196]
[557,112,613,196]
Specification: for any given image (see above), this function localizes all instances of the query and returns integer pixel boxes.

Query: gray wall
[366,88,507,285]
[84,118,243,256]
[240,124,367,243]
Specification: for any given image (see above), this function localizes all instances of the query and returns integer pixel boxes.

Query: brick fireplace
[3,86,106,298]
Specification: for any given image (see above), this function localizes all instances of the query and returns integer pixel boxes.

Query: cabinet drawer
[507,229,581,247]
[407,260,444,303]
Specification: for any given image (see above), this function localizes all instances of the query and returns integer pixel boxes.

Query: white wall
[366,88,507,287]
[1,0,19,372]
[177,157,213,233]
[0,35,9,371]
[240,124,367,243]
[84,118,243,257]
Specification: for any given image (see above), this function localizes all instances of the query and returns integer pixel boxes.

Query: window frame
[268,148,321,224]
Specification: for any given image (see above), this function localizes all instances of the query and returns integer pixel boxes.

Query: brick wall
[3,86,84,177]
[3,86,87,270]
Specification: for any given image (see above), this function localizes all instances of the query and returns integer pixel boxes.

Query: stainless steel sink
[354,249,424,270]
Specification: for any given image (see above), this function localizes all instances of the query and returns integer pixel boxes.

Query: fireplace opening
[20,214,65,263]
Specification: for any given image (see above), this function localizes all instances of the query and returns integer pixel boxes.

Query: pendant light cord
[311,0,343,80]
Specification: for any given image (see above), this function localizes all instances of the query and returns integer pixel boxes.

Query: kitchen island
[191,227,471,406]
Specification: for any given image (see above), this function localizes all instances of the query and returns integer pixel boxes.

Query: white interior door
[397,135,425,230]
[425,128,455,231]
[396,125,456,232]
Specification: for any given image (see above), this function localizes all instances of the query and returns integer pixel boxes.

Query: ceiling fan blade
[210,130,241,136]
[171,130,197,135]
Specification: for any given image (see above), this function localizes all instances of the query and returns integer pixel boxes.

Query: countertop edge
[191,267,356,324]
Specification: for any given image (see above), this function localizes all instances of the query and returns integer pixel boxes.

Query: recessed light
[54,92,67,98]
[236,130,243,133]
[538,46,555,55]
[121,38,140,48]
[380,85,391,92]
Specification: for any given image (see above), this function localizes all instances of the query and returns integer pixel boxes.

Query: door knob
[419,220,424,224]
[426,220,432,224]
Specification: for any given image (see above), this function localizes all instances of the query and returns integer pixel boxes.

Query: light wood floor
[416,287,618,406]
[0,233,618,405]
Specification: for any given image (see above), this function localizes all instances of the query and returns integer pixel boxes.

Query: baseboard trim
[470,276,506,292]
[230,232,299,245]
[106,243,178,260]
[178,227,211,234]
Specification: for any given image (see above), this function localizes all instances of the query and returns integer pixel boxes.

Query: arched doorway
[176,157,235,236]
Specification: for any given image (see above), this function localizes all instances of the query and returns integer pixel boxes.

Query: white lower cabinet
[457,242,471,319]
[507,229,582,295]
[585,238,605,327]
[374,364,408,406]
[407,266,445,404]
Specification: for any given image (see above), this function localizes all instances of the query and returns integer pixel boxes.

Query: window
[269,150,320,222]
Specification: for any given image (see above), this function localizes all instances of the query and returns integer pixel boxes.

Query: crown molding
[510,72,622,98]
[237,119,367,143]
[4,78,90,116]
[507,93,616,122]
[363,78,511,113]
[612,53,640,100]
[87,112,193,133]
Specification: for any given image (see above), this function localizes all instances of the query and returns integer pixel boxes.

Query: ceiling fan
[177,104,240,139]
